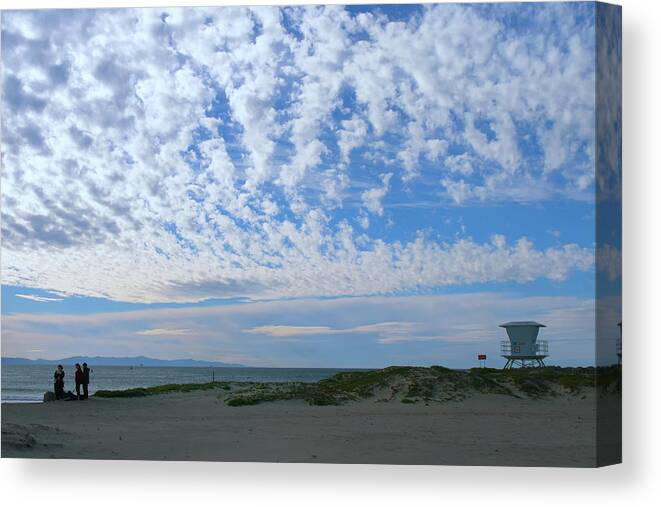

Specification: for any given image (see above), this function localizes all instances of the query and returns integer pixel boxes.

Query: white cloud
[445,153,475,176]
[1,222,593,303]
[1,293,600,367]
[441,178,473,205]
[247,325,334,337]
[135,328,197,336]
[15,294,64,303]
[361,172,393,216]
[0,5,597,304]
[248,321,417,339]
[338,117,368,164]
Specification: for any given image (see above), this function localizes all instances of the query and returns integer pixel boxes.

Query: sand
[1,388,610,466]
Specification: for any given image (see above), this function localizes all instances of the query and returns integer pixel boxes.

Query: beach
[0,364,358,403]
[1,387,613,466]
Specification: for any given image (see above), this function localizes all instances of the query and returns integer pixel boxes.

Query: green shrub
[94,366,621,407]
[94,381,232,398]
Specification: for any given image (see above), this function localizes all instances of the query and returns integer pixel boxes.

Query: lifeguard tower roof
[499,321,546,328]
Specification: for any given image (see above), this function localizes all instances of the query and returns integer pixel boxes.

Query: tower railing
[500,340,549,356]
[536,340,549,355]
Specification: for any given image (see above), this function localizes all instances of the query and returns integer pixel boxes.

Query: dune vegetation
[94,381,232,398]
[93,365,621,406]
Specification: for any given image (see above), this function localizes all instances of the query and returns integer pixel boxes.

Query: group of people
[53,363,91,400]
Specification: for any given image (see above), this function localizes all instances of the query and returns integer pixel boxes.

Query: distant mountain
[1,356,244,368]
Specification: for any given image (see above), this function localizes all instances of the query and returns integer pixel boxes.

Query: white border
[1,0,659,506]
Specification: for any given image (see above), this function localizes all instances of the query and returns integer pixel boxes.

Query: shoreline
[2,364,620,405]
[1,364,371,405]
[1,366,621,465]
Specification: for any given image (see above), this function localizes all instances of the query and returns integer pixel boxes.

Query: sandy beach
[1,387,612,466]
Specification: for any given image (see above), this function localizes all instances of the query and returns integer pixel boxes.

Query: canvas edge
[595,0,622,468]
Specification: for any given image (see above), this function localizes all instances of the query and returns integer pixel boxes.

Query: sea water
[1,365,362,403]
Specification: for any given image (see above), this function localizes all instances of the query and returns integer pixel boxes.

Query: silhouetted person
[82,362,91,399]
[54,365,65,400]
[74,363,83,400]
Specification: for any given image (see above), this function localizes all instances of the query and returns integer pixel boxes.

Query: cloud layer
[1,5,596,303]
[2,293,602,367]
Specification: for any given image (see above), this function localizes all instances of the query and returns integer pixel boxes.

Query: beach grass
[93,365,620,406]
[94,381,232,398]
[223,365,618,406]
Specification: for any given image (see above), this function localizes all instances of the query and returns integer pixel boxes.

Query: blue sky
[0,3,621,367]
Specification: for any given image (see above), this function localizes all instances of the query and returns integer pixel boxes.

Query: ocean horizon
[1,364,367,403]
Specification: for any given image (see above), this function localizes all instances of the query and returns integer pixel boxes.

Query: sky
[0,3,621,367]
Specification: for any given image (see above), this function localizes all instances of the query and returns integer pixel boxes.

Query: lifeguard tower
[500,321,549,369]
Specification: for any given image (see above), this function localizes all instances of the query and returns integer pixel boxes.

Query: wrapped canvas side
[595,1,622,467]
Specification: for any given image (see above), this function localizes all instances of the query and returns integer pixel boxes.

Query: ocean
[1,365,362,403]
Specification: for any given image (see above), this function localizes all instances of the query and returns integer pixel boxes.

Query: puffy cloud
[338,117,368,164]
[361,172,392,216]
[441,178,473,205]
[445,153,475,176]
[1,226,593,303]
[1,5,597,304]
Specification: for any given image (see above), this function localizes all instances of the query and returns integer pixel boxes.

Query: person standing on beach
[82,363,91,399]
[53,365,65,400]
[74,363,83,400]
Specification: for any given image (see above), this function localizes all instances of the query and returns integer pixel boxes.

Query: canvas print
[1,2,621,467]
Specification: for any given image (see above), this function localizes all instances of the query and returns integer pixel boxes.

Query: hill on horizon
[1,355,244,368]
